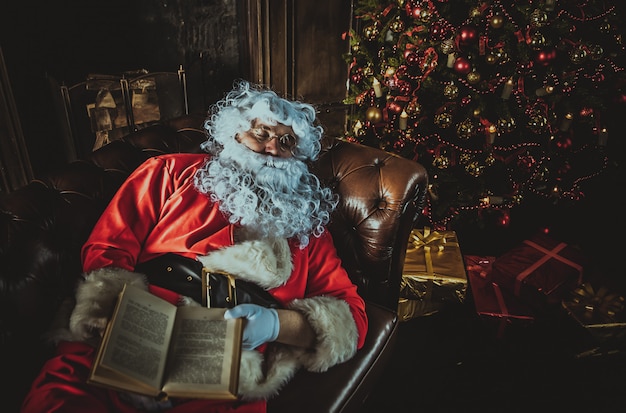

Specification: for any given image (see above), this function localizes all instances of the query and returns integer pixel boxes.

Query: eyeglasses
[249,128,298,153]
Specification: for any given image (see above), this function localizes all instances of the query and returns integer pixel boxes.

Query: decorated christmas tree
[344,0,625,231]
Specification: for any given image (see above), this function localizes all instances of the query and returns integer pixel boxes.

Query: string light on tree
[344,0,623,229]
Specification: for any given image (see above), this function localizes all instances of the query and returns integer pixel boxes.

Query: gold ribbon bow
[409,227,459,277]
[564,282,625,323]
[410,226,451,252]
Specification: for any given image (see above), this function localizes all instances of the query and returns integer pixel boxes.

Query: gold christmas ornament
[494,48,509,64]
[406,100,422,116]
[459,153,472,164]
[490,15,504,29]
[527,113,548,133]
[588,44,604,60]
[419,9,432,22]
[456,118,477,139]
[433,155,450,169]
[443,83,459,99]
[465,161,484,177]
[529,31,546,50]
[389,18,405,33]
[466,70,481,84]
[530,9,548,28]
[365,107,383,123]
[570,46,588,64]
[485,53,498,64]
[469,7,482,18]
[485,154,496,167]
[363,25,380,41]
[440,38,455,55]
[434,112,453,128]
[497,117,516,133]
[385,66,397,78]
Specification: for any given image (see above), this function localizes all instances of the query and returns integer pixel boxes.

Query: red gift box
[490,233,585,309]
[466,255,534,338]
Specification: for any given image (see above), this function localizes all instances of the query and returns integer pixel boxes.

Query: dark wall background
[1,0,243,176]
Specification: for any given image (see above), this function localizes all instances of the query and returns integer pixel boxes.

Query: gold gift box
[397,227,467,320]
[562,283,626,346]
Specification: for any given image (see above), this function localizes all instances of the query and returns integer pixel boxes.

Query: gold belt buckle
[202,268,237,308]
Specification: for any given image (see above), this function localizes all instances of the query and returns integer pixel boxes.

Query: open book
[88,284,243,400]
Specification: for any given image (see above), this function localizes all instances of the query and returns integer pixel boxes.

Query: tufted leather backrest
[312,140,428,309]
[0,113,427,350]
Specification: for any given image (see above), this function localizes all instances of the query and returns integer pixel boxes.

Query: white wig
[201,80,323,162]
[195,80,338,248]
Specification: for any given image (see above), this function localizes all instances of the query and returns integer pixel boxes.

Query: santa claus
[21,80,367,413]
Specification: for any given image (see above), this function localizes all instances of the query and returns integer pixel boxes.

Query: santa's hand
[224,304,280,350]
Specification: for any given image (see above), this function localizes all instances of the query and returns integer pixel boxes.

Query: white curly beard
[194,141,335,247]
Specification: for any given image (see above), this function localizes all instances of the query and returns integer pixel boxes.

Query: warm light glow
[560,112,573,131]
[598,127,609,146]
[536,85,555,96]
[501,78,514,99]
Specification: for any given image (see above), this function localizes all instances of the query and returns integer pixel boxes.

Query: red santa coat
[21,154,367,413]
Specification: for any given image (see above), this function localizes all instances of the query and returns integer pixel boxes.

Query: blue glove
[224,304,280,350]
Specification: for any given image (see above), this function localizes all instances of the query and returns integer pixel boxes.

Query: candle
[501,78,514,99]
[399,110,408,130]
[535,85,554,97]
[481,196,504,205]
[598,128,608,146]
[446,53,456,68]
[487,124,497,144]
[559,113,573,132]
[372,78,382,98]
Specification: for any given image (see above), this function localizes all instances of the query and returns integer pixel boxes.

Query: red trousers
[21,341,266,413]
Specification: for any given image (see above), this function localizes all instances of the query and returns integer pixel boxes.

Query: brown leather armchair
[0,114,428,413]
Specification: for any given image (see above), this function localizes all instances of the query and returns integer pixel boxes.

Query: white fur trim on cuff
[68,267,148,342]
[288,295,359,372]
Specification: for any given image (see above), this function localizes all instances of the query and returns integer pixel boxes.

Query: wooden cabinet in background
[239,0,353,137]
[0,46,32,194]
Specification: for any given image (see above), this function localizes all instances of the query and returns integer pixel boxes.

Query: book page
[161,306,241,399]
[99,285,177,391]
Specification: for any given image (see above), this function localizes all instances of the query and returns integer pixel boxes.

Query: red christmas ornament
[393,139,406,151]
[516,155,536,173]
[580,107,594,117]
[557,162,572,176]
[592,73,605,83]
[497,209,511,228]
[350,70,364,84]
[397,79,412,95]
[453,57,471,74]
[535,48,556,66]
[554,134,573,150]
[405,52,420,66]
[396,65,408,77]
[387,100,403,114]
[430,22,444,37]
[458,25,478,45]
